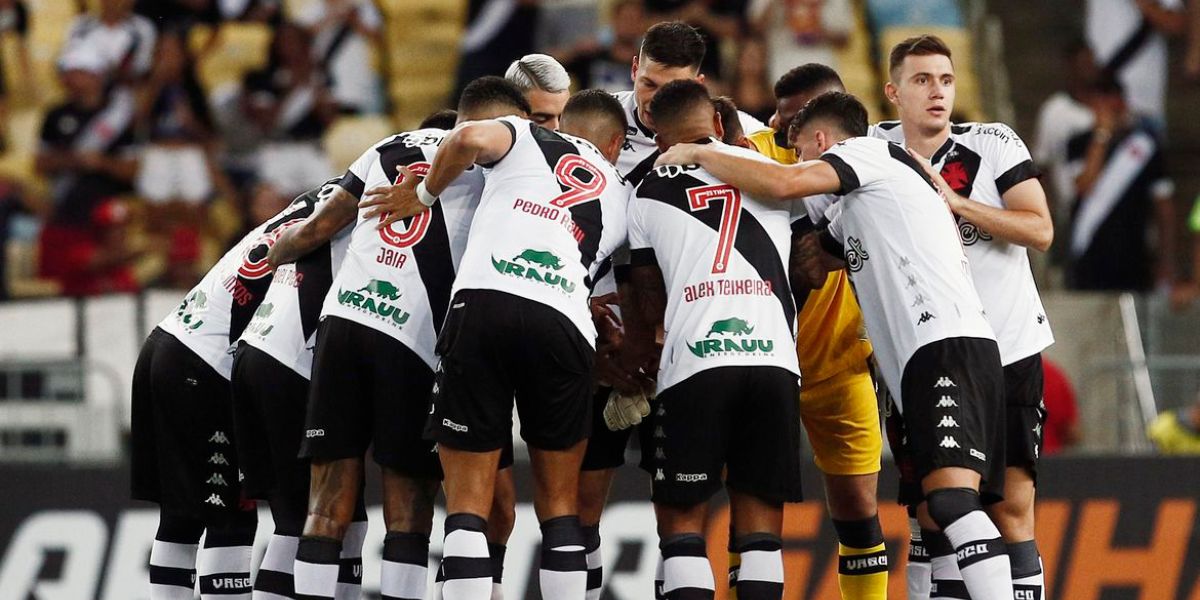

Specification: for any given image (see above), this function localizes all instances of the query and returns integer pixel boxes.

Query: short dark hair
[710,96,744,144]
[648,79,712,131]
[888,35,953,78]
[420,109,459,130]
[640,21,706,69]
[790,91,868,138]
[457,76,531,116]
[774,63,844,101]
[562,88,628,134]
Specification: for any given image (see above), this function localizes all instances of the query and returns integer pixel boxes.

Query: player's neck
[902,121,951,159]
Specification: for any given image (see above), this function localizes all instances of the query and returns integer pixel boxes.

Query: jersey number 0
[378,162,433,248]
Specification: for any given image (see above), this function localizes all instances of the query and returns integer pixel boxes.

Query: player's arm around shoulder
[656,141,841,200]
[267,181,358,269]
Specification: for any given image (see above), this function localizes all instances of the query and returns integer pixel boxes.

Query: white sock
[335,520,366,600]
[926,529,967,600]
[252,534,297,599]
[294,537,341,600]
[441,514,493,600]
[198,534,253,599]
[734,534,783,600]
[150,539,199,599]
[381,532,428,600]
[906,518,931,600]
[660,534,714,599]
[944,511,1013,600]
[538,516,587,600]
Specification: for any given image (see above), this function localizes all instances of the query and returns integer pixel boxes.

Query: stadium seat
[0,108,44,191]
[379,0,466,125]
[835,1,884,121]
[877,26,985,121]
[323,115,396,172]
[189,23,272,97]
[5,240,61,298]
[866,0,964,32]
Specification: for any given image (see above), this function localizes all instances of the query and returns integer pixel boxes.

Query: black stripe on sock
[296,594,332,600]
[443,556,494,580]
[252,568,295,595]
[931,578,970,599]
[955,537,1006,569]
[383,532,430,566]
[297,537,341,565]
[838,549,889,575]
[149,564,195,588]
[832,516,885,549]
[908,540,931,563]
[923,529,954,557]
[338,558,363,585]
[665,587,715,599]
[736,581,783,598]
[587,567,603,590]
[733,533,782,553]
[445,513,487,533]
[582,525,601,553]
[661,535,707,558]
[198,573,252,594]
[489,542,506,583]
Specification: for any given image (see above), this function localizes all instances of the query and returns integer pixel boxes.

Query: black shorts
[231,343,310,500]
[425,289,595,452]
[1004,353,1046,478]
[647,366,803,507]
[890,337,1006,506]
[581,386,636,471]
[302,316,441,480]
[131,328,248,518]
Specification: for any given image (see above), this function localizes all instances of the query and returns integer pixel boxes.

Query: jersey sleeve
[627,197,657,268]
[979,123,1040,196]
[484,115,530,168]
[819,138,887,196]
[817,201,845,257]
[334,141,382,199]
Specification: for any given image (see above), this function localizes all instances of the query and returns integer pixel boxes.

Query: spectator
[36,55,139,216]
[135,32,233,287]
[1033,39,1099,220]
[1041,358,1081,455]
[1085,0,1187,128]
[0,0,32,152]
[453,0,540,100]
[536,0,599,60]
[293,0,384,114]
[1147,393,1200,454]
[559,0,644,93]
[1188,0,1200,79]
[1064,75,1175,292]
[58,0,157,85]
[0,177,47,300]
[134,0,280,31]
[730,39,776,125]
[644,0,746,84]
[747,0,853,89]
[242,23,337,197]
[38,198,143,296]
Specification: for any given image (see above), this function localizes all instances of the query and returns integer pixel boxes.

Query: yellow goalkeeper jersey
[748,128,873,383]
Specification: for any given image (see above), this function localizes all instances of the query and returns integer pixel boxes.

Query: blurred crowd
[0,0,1198,305]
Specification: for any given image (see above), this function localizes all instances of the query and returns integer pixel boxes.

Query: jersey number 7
[379,162,433,248]
[687,184,742,274]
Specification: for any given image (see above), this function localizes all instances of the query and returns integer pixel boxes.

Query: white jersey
[869,121,1053,365]
[158,193,326,379]
[320,128,484,369]
[239,181,352,378]
[629,142,802,392]
[453,115,630,345]
[818,137,995,408]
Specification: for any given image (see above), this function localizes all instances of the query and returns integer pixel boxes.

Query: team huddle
[131,21,1055,600]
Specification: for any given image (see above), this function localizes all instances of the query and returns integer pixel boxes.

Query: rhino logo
[513,249,564,271]
[191,290,208,309]
[707,317,754,337]
[359,279,401,301]
[254,303,274,318]
[177,290,208,330]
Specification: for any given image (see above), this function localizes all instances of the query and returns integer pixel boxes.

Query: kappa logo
[442,418,468,433]
[208,431,230,445]
[938,416,959,428]
[654,426,665,439]
[939,436,961,449]
[206,473,228,486]
[917,312,936,325]
[208,453,229,465]
[970,448,986,461]
[205,494,226,507]
[935,377,956,388]
[655,469,665,481]
[675,473,708,483]
[1037,313,1046,325]
[936,396,958,408]
[911,294,927,307]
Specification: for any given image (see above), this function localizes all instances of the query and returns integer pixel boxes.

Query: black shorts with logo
[425,289,595,452]
[302,316,441,479]
[1003,353,1046,480]
[131,328,249,518]
[888,337,1006,506]
[581,386,637,471]
[231,342,311,500]
[647,366,804,507]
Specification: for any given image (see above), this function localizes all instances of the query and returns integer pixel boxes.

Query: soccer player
[742,63,886,600]
[362,90,631,600]
[265,77,532,600]
[505,53,572,130]
[230,178,367,599]
[131,190,333,600]
[656,91,1017,600]
[628,79,805,600]
[870,35,1055,600]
